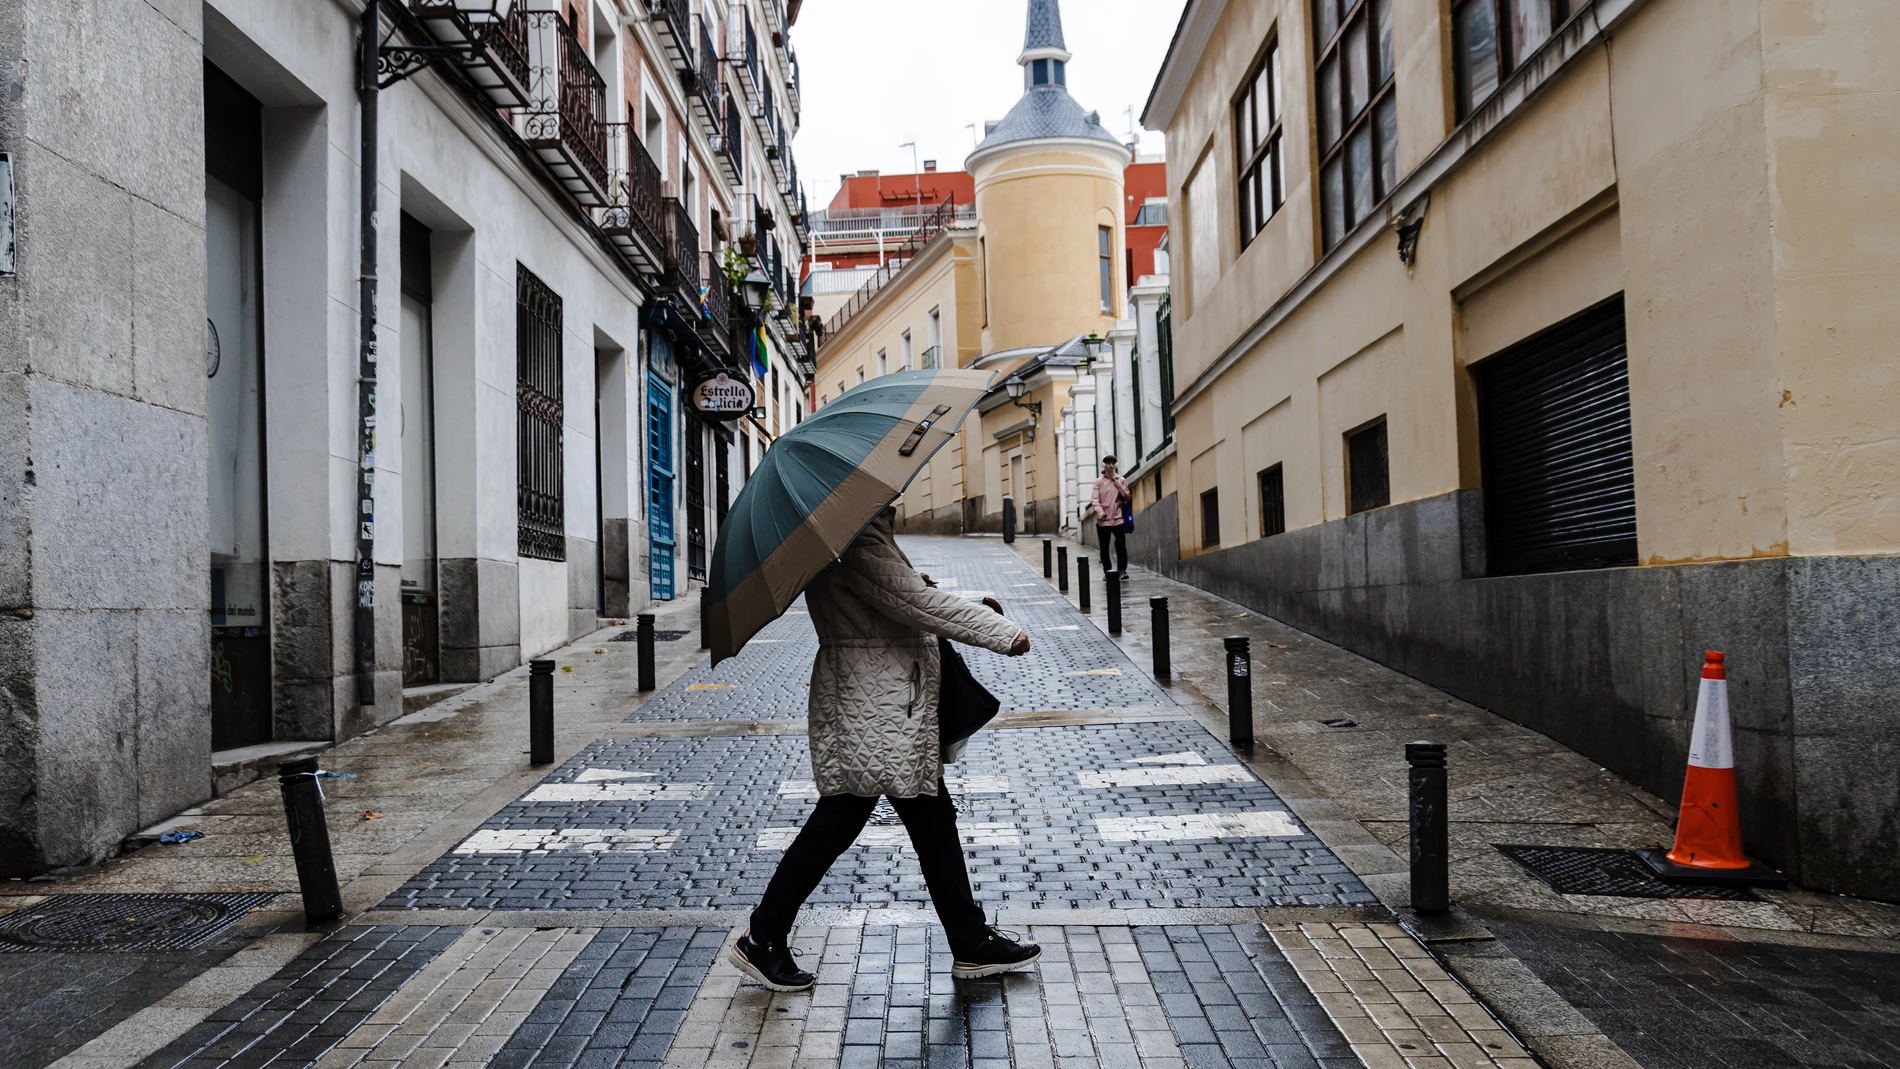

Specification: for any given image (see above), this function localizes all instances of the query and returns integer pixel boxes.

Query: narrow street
[7,535,1896,1069]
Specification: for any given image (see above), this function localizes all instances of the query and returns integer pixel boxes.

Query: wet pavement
[5,534,1900,1069]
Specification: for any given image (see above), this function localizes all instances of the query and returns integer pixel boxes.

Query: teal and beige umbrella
[705,367,996,664]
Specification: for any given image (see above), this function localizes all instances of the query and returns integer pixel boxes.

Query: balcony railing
[664,198,701,308]
[648,0,693,73]
[598,123,666,275]
[685,15,723,138]
[517,11,609,206]
[920,345,941,370]
[820,197,958,346]
[716,93,744,183]
[697,252,733,361]
[407,1,532,108]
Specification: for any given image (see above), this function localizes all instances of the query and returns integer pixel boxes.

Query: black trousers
[750,783,988,954]
[1097,524,1128,575]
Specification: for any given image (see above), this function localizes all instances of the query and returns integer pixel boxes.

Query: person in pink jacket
[1091,455,1133,578]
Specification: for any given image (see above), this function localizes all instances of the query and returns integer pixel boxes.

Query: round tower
[966,0,1131,355]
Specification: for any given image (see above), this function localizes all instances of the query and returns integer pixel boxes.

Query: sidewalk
[4,534,1897,1069]
[1019,531,1900,1069]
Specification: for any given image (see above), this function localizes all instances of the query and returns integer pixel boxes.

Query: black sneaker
[728,932,814,992]
[952,928,1041,980]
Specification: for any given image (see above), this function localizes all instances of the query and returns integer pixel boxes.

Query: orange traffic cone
[1640,651,1787,887]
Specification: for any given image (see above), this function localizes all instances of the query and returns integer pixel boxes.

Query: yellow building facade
[1144,0,1899,897]
[813,0,1129,535]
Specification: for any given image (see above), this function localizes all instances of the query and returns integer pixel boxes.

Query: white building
[0,0,813,872]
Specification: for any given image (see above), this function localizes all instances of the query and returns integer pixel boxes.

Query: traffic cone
[1639,651,1787,887]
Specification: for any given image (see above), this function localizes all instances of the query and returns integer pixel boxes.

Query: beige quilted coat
[804,516,1022,798]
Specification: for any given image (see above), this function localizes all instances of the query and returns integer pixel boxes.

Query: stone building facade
[1142,0,1899,897]
[0,0,812,873]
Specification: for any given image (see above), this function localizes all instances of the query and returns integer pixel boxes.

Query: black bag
[937,638,1001,749]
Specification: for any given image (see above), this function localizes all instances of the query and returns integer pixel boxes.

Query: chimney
[923,160,938,173]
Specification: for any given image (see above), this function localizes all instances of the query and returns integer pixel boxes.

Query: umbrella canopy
[705,367,996,664]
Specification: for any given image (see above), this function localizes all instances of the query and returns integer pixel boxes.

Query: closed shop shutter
[1475,296,1637,576]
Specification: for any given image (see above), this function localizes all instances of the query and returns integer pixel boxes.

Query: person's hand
[982,597,1004,615]
[919,573,937,587]
[1008,632,1031,656]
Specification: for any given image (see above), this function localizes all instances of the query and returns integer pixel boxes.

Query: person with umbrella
[702,370,1044,991]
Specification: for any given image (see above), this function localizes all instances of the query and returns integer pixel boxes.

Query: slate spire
[1023,0,1066,54]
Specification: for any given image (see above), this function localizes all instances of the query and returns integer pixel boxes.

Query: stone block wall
[1133,489,1900,900]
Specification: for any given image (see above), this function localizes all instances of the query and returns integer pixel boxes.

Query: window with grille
[1201,488,1221,548]
[1236,37,1285,247]
[1454,0,1571,119]
[517,264,565,561]
[1475,297,1636,575]
[1346,418,1390,514]
[1258,464,1286,537]
[1314,0,1397,251]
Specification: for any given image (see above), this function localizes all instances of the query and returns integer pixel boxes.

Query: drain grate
[0,892,281,952]
[1497,845,1758,901]
[610,629,691,643]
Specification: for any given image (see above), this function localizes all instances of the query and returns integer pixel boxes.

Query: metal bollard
[530,658,555,765]
[1002,496,1017,544]
[1057,546,1069,592]
[1224,636,1253,747]
[1106,572,1123,634]
[1151,597,1171,681]
[278,757,343,924]
[1077,557,1091,614]
[1407,741,1450,914]
[1043,539,1053,579]
[636,613,657,692]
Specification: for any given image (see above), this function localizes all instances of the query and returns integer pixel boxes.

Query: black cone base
[1637,847,1789,889]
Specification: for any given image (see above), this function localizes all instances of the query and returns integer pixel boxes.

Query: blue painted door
[647,370,677,600]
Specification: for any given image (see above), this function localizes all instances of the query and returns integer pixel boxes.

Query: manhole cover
[0,893,280,952]
[610,629,691,643]
[1496,845,1757,901]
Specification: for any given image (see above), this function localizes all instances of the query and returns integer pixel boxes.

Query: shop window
[1236,36,1286,246]
[517,264,566,561]
[1258,464,1286,537]
[1314,0,1397,251]
[1346,418,1389,514]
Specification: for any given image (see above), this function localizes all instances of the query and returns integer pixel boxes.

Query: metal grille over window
[1236,37,1286,246]
[1314,0,1397,251]
[1258,464,1286,537]
[1475,296,1637,575]
[517,264,565,562]
[1346,419,1390,514]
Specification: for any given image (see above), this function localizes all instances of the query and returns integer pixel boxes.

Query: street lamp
[741,268,771,318]
[1005,374,1042,422]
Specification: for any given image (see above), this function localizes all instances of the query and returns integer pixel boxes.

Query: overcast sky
[791,0,1186,210]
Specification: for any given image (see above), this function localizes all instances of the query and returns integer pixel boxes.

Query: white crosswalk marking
[1095,811,1304,842]
[754,822,1020,850]
[776,775,1011,800]
[1044,625,1080,631]
[1078,765,1253,789]
[1130,751,1209,766]
[454,827,678,854]
[522,782,710,802]
[574,768,658,782]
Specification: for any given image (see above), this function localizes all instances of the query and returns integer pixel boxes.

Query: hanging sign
[689,371,756,421]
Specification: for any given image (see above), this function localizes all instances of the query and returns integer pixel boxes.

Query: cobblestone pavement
[25,535,1900,1069]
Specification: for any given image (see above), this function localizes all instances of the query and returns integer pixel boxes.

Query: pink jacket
[1091,474,1132,527]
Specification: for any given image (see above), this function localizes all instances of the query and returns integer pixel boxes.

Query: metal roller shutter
[1475,296,1637,576]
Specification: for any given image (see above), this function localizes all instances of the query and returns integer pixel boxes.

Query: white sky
[791,0,1187,210]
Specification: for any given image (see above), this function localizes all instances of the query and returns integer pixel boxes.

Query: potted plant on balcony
[719,245,751,290]
[737,229,758,257]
